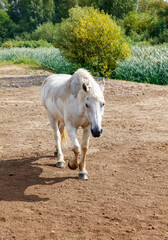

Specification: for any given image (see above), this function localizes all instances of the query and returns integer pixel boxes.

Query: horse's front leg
[66,122,80,171]
[79,125,90,180]
[47,111,65,168]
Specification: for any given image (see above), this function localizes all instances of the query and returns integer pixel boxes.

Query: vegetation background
[0,0,168,84]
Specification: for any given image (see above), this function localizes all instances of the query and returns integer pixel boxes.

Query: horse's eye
[85,103,89,108]
[101,102,105,108]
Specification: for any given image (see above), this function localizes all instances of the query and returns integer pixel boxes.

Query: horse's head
[83,80,105,138]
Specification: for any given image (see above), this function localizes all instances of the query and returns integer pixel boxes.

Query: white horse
[41,68,105,180]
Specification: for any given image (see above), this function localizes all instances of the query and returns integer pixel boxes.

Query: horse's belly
[46,97,64,121]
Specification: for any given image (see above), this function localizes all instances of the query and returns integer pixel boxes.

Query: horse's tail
[61,127,68,145]
[57,120,68,145]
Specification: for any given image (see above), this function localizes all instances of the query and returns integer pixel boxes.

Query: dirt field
[0,65,168,240]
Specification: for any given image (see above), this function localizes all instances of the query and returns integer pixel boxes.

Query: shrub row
[122,11,168,45]
[1,40,52,48]
[0,47,78,74]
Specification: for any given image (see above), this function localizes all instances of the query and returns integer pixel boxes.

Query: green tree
[8,0,55,32]
[54,0,78,22]
[123,11,166,41]
[0,9,13,40]
[8,0,43,31]
[54,0,137,21]
[54,0,93,23]
[136,0,150,12]
[18,0,43,31]
[148,0,168,16]
[32,22,56,42]
[43,0,55,22]
[78,0,93,6]
[93,0,137,18]
[148,0,168,28]
[0,0,10,10]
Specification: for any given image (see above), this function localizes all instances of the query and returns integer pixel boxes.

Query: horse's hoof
[56,161,65,168]
[68,161,79,170]
[78,173,89,180]
[54,151,58,157]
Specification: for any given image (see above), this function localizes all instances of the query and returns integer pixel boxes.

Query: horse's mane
[70,68,103,99]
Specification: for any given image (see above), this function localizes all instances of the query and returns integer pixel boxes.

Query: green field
[0,45,168,85]
[115,45,168,85]
[0,47,78,74]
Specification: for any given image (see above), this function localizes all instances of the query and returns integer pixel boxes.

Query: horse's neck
[58,79,71,100]
[70,76,81,97]
[77,89,86,104]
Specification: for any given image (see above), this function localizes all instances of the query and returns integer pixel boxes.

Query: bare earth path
[0,64,168,240]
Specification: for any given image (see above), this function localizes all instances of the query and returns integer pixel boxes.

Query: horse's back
[42,74,71,89]
[41,74,71,107]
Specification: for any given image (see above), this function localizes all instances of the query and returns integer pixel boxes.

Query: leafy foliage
[12,56,41,65]
[1,40,52,48]
[123,11,165,40]
[43,0,55,22]
[53,0,94,22]
[0,0,168,45]
[8,0,55,32]
[94,0,137,18]
[0,9,13,39]
[115,45,168,85]
[0,47,78,73]
[54,6,131,77]
[32,22,56,42]
[54,0,78,23]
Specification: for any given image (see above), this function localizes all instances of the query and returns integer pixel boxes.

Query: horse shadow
[0,155,77,202]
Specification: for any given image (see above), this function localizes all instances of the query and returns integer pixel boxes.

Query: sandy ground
[0,64,168,240]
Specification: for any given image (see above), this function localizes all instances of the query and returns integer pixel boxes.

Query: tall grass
[115,45,168,85]
[0,47,78,74]
[0,46,168,85]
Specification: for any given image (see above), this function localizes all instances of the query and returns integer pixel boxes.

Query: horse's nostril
[91,127,102,138]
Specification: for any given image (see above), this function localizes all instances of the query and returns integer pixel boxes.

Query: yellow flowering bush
[54,6,131,77]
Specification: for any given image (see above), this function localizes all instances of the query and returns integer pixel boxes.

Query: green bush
[1,40,52,48]
[54,6,131,77]
[159,28,168,43]
[32,22,56,43]
[123,11,165,41]
[115,45,168,85]
[0,47,78,74]
[14,32,32,41]
[12,56,41,66]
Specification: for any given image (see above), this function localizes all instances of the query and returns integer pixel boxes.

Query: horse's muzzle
[91,126,103,138]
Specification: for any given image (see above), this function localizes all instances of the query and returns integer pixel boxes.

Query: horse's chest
[68,102,88,126]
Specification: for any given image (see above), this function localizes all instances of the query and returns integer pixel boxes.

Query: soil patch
[0,65,168,240]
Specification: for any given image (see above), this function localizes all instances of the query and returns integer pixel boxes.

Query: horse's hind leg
[47,112,65,168]
[65,122,80,171]
[54,121,65,157]
[79,125,90,180]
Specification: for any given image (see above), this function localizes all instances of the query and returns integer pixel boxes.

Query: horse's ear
[82,83,89,93]
[99,78,105,92]
[70,76,80,96]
